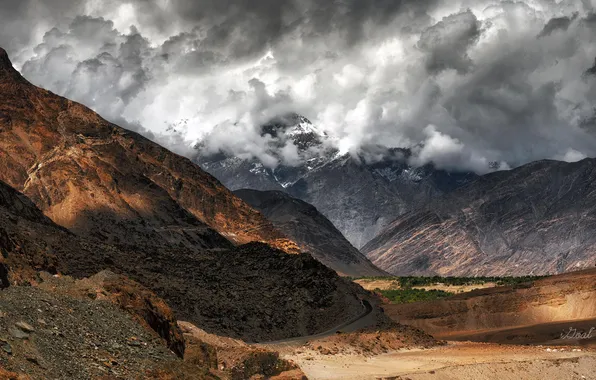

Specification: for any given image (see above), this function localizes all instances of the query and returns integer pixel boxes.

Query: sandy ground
[354,279,402,291]
[354,279,498,293]
[283,341,596,380]
[435,318,596,346]
[414,283,498,293]
[331,272,596,379]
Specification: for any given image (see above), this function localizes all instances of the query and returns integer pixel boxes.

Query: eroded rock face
[363,159,596,276]
[0,47,296,252]
[234,189,386,276]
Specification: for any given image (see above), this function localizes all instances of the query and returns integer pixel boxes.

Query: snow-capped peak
[286,119,325,138]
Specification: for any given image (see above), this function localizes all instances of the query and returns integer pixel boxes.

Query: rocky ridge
[363,159,596,276]
[234,189,386,276]
[0,46,296,252]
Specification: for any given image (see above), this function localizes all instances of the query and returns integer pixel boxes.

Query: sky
[2,0,596,173]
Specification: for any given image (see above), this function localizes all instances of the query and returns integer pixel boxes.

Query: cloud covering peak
[2,0,596,172]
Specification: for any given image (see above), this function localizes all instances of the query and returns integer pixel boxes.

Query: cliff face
[363,159,596,276]
[0,47,296,252]
[234,189,387,276]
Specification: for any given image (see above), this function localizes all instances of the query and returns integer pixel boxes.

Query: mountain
[234,189,387,276]
[0,47,297,253]
[0,175,367,342]
[362,159,596,276]
[0,47,368,342]
[198,113,334,192]
[197,119,477,248]
[286,149,478,248]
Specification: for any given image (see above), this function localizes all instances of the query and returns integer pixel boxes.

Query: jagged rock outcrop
[234,189,386,276]
[363,159,596,276]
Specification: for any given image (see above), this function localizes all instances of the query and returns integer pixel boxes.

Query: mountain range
[197,112,596,277]
[197,115,477,248]
[363,158,596,276]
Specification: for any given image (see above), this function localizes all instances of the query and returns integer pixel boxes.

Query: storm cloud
[2,0,596,172]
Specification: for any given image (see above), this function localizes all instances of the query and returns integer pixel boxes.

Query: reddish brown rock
[0,47,296,253]
[0,367,30,380]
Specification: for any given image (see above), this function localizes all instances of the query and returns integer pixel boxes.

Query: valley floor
[283,341,596,380]
[275,271,596,379]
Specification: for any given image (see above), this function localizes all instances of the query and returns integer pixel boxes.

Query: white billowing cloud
[559,149,588,163]
[2,0,596,173]
[410,125,507,172]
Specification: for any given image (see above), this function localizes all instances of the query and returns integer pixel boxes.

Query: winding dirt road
[258,299,374,347]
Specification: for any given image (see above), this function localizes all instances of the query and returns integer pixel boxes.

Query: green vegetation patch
[378,288,454,304]
[352,275,545,288]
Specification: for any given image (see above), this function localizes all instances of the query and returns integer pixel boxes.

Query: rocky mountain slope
[0,47,368,343]
[363,159,596,276]
[0,177,102,283]
[198,118,476,248]
[286,151,477,248]
[234,189,386,276]
[0,282,180,379]
[0,171,365,344]
[0,271,309,380]
[0,47,296,252]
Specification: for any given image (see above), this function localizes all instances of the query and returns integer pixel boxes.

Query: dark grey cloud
[587,58,596,76]
[538,13,578,38]
[166,0,439,58]
[2,0,596,173]
[418,10,481,74]
[0,0,86,56]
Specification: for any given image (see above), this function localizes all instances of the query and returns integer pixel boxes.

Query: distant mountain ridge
[197,117,478,248]
[362,158,596,276]
[234,189,387,276]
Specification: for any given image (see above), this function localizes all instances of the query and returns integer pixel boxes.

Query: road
[258,299,375,347]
